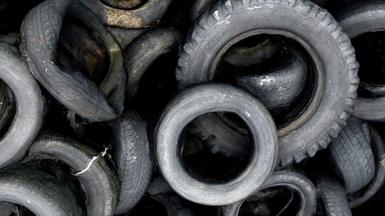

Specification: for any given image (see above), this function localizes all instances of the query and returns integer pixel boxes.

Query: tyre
[107,26,145,49]
[318,177,352,216]
[0,167,83,216]
[79,0,172,28]
[349,127,385,207]
[328,118,375,194]
[110,111,153,214]
[0,43,43,168]
[176,0,358,166]
[190,0,218,22]
[337,1,385,121]
[156,83,278,205]
[20,0,126,122]
[220,171,317,216]
[25,133,119,216]
[124,27,182,101]
[0,202,16,216]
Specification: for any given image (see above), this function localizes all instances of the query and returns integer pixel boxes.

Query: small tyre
[328,118,375,194]
[156,83,278,205]
[176,0,358,166]
[25,133,119,216]
[0,167,83,216]
[0,43,43,168]
[79,0,172,28]
[21,0,125,122]
[220,171,317,216]
[318,177,352,216]
[124,27,182,101]
[337,1,385,121]
[110,111,153,214]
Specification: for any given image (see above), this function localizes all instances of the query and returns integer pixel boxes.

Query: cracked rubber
[328,118,375,194]
[337,1,385,122]
[156,83,278,205]
[0,43,43,168]
[110,111,153,214]
[0,167,83,216]
[220,170,317,216]
[318,177,352,216]
[21,0,125,122]
[176,0,359,166]
[25,133,119,216]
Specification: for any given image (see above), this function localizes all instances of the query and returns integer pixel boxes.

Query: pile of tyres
[1,0,385,215]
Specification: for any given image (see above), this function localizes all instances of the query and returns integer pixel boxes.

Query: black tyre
[328,118,375,194]
[337,1,385,121]
[79,0,172,28]
[124,27,182,101]
[110,111,153,214]
[156,83,278,205]
[318,177,352,216]
[176,0,358,166]
[0,43,43,168]
[25,133,119,216]
[21,0,125,122]
[0,167,83,216]
[220,171,317,216]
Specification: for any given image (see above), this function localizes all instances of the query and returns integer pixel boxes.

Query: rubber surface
[318,177,352,216]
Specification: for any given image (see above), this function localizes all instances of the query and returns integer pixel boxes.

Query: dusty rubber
[318,177,352,216]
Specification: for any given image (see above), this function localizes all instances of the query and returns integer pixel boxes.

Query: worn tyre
[0,167,83,216]
[21,0,125,122]
[156,83,278,205]
[176,0,358,166]
[220,171,317,216]
[318,177,352,216]
[0,43,43,168]
[337,1,385,121]
[328,118,375,194]
[25,133,119,216]
[124,27,182,101]
[110,111,153,214]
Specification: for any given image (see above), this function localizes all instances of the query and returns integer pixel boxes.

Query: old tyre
[0,43,43,168]
[21,0,125,122]
[0,167,83,216]
[25,133,119,216]
[220,171,317,216]
[328,118,375,194]
[337,1,385,121]
[110,111,153,214]
[156,83,278,205]
[176,0,358,166]
[318,177,352,216]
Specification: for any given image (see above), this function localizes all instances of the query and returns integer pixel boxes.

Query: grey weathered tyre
[176,0,358,166]
[0,167,83,216]
[0,43,43,168]
[156,83,278,205]
[318,177,352,216]
[220,170,317,216]
[25,133,119,216]
[328,118,375,194]
[110,111,153,214]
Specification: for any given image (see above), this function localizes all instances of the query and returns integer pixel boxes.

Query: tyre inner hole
[129,196,168,216]
[215,34,318,133]
[180,112,254,184]
[352,31,385,98]
[0,79,16,139]
[238,187,301,216]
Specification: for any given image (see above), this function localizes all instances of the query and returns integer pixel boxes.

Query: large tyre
[79,0,172,28]
[110,111,153,214]
[318,177,352,216]
[176,0,359,166]
[0,167,83,216]
[337,1,385,121]
[124,27,182,101]
[25,133,119,216]
[21,0,125,122]
[220,171,317,216]
[156,83,278,205]
[328,118,375,194]
[0,43,43,168]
